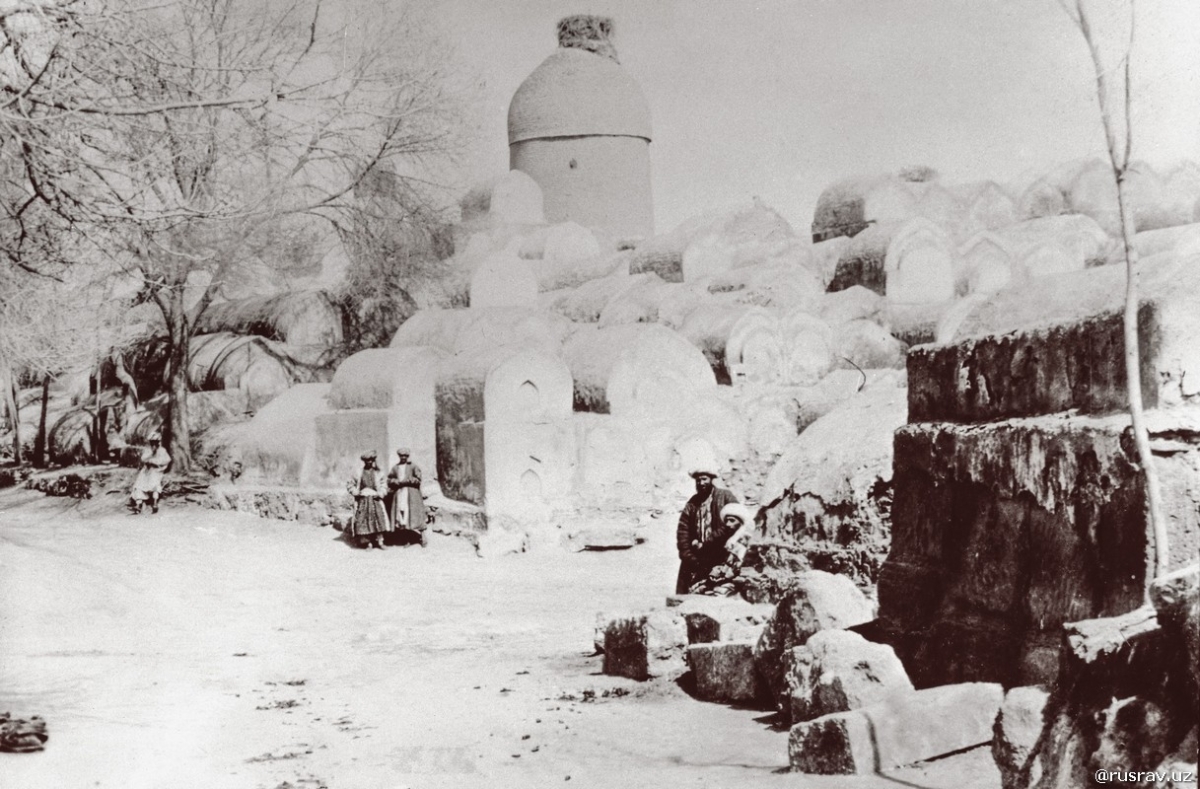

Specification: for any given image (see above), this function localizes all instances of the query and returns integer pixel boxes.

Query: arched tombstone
[883,219,956,304]
[957,232,1018,296]
[724,308,784,384]
[469,240,539,308]
[483,351,575,523]
[1018,178,1067,220]
[679,303,774,384]
[914,182,966,236]
[779,309,835,386]
[965,182,1018,234]
[605,325,716,419]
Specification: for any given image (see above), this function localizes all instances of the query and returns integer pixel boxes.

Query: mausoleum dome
[508,37,651,144]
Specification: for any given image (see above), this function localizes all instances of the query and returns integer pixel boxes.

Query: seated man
[129,432,170,514]
[688,502,757,596]
[675,467,740,594]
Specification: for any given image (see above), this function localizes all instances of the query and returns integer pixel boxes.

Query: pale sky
[409,0,1200,235]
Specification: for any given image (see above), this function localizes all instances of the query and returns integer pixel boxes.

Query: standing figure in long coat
[129,432,171,514]
[675,467,740,594]
[348,452,392,549]
[386,448,428,547]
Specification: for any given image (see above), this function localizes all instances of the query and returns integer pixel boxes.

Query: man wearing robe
[129,432,171,514]
[675,466,740,594]
[386,447,428,547]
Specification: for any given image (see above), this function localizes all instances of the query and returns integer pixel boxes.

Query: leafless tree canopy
[0,0,469,469]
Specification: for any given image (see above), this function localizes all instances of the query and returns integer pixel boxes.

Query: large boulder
[753,571,874,711]
[744,378,907,600]
[786,629,913,725]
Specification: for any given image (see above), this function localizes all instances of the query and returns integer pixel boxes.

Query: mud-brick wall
[878,284,1200,689]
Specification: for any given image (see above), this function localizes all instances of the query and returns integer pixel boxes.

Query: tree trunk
[3,366,19,464]
[91,368,109,463]
[1114,172,1169,578]
[33,374,50,468]
[165,308,192,473]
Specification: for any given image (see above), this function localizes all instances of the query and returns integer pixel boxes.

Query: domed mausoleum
[508,15,654,248]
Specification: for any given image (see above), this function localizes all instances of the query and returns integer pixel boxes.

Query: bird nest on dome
[557,15,618,61]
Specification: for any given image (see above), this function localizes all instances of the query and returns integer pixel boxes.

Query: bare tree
[0,261,131,466]
[1058,0,1168,578]
[1,0,467,471]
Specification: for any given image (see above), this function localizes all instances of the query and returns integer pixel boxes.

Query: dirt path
[0,488,998,788]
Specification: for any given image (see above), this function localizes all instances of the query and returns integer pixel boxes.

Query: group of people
[675,466,757,596]
[127,431,750,583]
[347,448,428,550]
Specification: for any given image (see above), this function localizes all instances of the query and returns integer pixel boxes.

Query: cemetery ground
[0,483,999,789]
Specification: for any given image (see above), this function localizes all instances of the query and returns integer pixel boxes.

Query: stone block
[754,571,874,711]
[675,596,774,644]
[919,251,1200,420]
[788,709,875,775]
[907,306,1167,424]
[561,527,639,552]
[602,611,688,682]
[868,681,1005,769]
[789,683,1004,775]
[879,412,1200,688]
[992,685,1050,789]
[687,641,764,704]
[786,629,913,724]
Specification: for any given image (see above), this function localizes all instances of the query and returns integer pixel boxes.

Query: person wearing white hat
[128,431,170,514]
[675,466,741,594]
[688,501,759,596]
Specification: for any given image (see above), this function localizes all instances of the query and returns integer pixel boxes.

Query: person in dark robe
[385,447,428,547]
[675,467,740,594]
[348,451,391,549]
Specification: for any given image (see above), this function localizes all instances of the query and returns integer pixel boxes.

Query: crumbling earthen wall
[879,254,1200,688]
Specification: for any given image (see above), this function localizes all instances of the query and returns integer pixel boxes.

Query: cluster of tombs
[202,150,1200,782]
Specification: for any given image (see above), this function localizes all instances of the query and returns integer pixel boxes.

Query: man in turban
[675,466,740,594]
[386,447,428,547]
